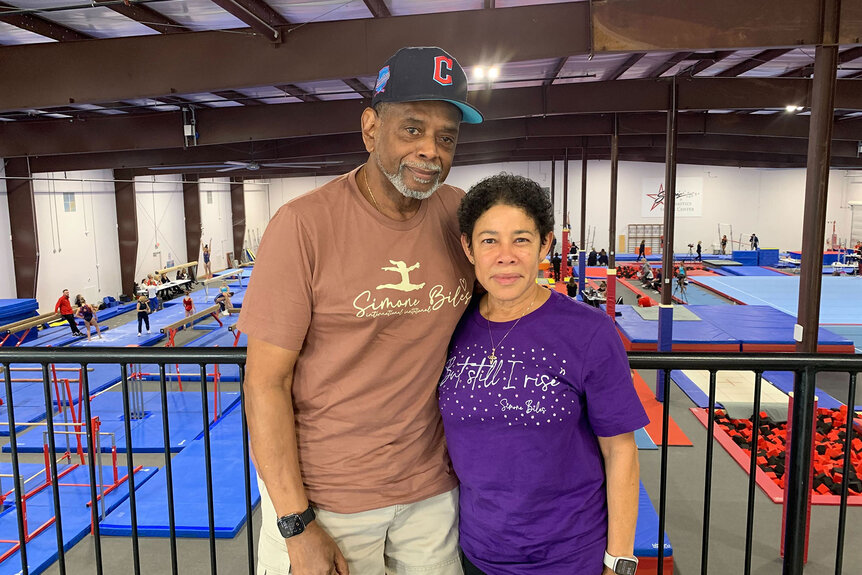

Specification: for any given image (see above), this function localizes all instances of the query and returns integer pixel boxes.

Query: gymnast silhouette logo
[376,260,426,292]
[646,183,696,212]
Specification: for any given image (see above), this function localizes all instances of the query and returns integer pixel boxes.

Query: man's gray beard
[376,156,442,200]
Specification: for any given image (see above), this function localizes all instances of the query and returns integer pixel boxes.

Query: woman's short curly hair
[458,173,554,247]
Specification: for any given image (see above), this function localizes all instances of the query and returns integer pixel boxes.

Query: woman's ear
[460,233,474,264]
[539,232,554,261]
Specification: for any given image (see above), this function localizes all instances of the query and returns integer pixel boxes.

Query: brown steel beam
[230,177,245,262]
[342,78,372,100]
[0,4,590,111]
[648,52,693,78]
[182,175,202,272]
[113,168,138,297]
[603,53,645,81]
[5,158,38,298]
[592,0,862,50]
[362,0,391,18]
[0,1,93,42]
[208,0,288,41]
[106,3,190,34]
[717,48,792,77]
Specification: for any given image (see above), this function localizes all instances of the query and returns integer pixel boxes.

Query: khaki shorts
[257,477,463,575]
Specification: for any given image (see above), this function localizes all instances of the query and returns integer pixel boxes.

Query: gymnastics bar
[157,261,198,276]
[0,312,62,335]
[159,305,221,335]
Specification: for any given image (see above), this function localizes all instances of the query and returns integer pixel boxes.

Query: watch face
[277,515,306,538]
[616,558,638,575]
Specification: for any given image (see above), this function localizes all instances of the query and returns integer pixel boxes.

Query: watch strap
[276,504,316,538]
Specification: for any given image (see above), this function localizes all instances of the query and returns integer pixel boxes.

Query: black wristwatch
[276,505,316,538]
[604,550,638,575]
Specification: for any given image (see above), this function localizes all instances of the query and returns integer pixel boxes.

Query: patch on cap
[374,65,390,95]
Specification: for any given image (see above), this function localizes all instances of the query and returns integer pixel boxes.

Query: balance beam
[0,311,79,336]
[157,261,198,276]
[159,305,220,334]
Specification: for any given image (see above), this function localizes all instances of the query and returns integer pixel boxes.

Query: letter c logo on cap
[433,55,454,86]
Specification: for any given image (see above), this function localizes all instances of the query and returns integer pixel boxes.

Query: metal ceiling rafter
[781,46,862,77]
[544,57,569,86]
[275,84,320,102]
[342,78,372,99]
[675,51,734,77]
[0,4,593,111]
[647,52,693,78]
[208,0,288,41]
[362,0,391,18]
[0,1,93,42]
[105,2,190,34]
[603,52,645,81]
[211,90,264,105]
[717,48,792,77]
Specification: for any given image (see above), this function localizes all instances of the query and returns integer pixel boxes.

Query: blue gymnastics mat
[136,326,247,383]
[0,364,122,435]
[635,482,673,558]
[722,266,787,277]
[691,275,862,325]
[100,406,259,538]
[0,463,157,575]
[635,427,657,450]
[3,390,240,453]
[21,325,112,347]
[615,306,740,348]
[690,306,851,349]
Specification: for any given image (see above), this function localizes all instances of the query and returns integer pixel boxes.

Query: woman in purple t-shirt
[440,174,649,575]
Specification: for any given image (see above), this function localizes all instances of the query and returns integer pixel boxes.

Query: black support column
[5,158,38,298]
[230,177,245,265]
[607,114,619,317]
[113,169,138,298]
[785,1,840,573]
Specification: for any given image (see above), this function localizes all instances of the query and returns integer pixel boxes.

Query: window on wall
[207,190,213,204]
[63,192,76,212]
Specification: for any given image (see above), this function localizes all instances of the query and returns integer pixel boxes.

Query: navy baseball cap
[371,47,483,124]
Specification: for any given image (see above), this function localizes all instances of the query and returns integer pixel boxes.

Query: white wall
[265,175,338,217]
[33,170,122,313]
[199,178,233,271]
[242,180,271,254]
[134,174,187,284]
[449,161,862,255]
[0,161,16,298]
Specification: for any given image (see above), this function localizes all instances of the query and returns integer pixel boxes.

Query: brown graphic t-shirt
[237,167,475,513]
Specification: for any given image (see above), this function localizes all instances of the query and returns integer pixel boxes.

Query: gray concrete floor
[17,290,862,574]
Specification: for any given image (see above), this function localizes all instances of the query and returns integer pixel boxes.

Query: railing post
[783,367,817,574]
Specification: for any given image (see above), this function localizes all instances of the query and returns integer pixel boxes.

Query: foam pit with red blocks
[711,407,862,496]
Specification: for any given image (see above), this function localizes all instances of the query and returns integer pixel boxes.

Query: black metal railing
[0,348,858,575]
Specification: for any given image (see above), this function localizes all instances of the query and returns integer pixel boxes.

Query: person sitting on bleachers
[587,248,598,266]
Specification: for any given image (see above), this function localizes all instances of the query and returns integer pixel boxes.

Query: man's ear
[360,107,379,153]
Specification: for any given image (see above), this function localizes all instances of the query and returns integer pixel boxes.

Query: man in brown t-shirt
[238,47,482,575]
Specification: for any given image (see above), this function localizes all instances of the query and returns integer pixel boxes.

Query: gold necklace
[363,168,381,213]
[486,288,539,366]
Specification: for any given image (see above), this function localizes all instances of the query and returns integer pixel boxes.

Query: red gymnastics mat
[690,408,862,505]
[632,371,693,446]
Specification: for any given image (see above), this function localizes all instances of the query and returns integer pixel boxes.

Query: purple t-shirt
[439,290,649,575]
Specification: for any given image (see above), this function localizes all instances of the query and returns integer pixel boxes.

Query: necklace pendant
[488,351,497,365]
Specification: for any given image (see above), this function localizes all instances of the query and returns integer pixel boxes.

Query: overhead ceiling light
[487,67,500,80]
[786,104,804,112]
[473,67,485,80]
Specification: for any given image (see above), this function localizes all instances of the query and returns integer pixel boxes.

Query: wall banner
[641,177,703,218]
